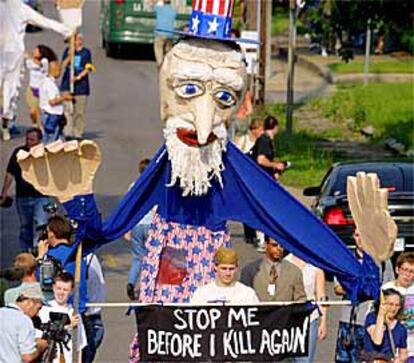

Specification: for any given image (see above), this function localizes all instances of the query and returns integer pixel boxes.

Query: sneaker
[2,128,10,141]
[126,283,136,301]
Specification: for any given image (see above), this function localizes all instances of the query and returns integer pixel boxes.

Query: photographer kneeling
[0,285,48,362]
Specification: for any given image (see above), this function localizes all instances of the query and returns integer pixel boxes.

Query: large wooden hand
[17,140,101,202]
[347,172,397,265]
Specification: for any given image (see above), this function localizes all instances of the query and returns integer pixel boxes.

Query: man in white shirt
[191,247,259,304]
[38,272,87,363]
[0,284,48,362]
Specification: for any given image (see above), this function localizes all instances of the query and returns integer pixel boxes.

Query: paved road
[0,2,341,362]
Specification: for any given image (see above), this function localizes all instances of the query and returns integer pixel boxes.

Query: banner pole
[69,33,75,94]
[85,300,352,308]
[72,241,83,363]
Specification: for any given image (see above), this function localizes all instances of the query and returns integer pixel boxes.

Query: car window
[329,164,414,196]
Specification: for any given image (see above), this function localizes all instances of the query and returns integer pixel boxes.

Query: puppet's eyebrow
[212,68,244,91]
[170,62,213,83]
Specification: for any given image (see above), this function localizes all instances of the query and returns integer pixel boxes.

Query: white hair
[164,120,228,197]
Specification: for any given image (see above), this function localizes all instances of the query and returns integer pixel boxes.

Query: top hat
[158,0,259,44]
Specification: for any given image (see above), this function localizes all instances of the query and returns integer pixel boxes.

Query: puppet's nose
[194,96,216,145]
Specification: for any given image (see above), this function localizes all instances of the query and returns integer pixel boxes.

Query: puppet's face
[159,39,247,196]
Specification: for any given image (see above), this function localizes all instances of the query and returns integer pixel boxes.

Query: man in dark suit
[240,236,306,302]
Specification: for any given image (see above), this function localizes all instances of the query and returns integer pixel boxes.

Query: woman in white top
[285,254,328,363]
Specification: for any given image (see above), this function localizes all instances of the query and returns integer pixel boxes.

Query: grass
[311,82,414,149]
[328,59,414,74]
[271,8,306,36]
[275,131,335,188]
[272,9,290,36]
[252,103,336,188]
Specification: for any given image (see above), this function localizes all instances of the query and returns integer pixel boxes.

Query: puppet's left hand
[347,172,397,265]
[17,140,101,203]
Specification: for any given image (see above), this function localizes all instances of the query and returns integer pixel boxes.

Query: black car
[303,161,414,257]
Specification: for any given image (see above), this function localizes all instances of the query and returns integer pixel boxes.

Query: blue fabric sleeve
[395,323,408,348]
[365,312,377,328]
[101,145,167,241]
[223,142,379,302]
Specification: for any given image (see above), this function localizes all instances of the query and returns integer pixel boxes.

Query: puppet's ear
[347,172,397,265]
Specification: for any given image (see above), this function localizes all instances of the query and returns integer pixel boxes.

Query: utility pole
[245,0,258,30]
[364,18,371,86]
[286,0,297,136]
[257,0,268,106]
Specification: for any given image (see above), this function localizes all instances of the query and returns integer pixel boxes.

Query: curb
[289,52,414,85]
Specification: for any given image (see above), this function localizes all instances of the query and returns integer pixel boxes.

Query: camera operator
[4,253,40,306]
[37,215,88,313]
[38,272,87,363]
[0,285,48,362]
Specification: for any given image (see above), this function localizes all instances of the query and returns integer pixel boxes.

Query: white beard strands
[164,124,227,197]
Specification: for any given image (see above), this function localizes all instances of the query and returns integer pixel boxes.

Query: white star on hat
[191,15,200,33]
[207,17,219,34]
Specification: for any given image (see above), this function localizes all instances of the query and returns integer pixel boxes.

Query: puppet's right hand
[17,140,101,203]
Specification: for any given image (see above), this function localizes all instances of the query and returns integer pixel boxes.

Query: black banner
[136,303,313,362]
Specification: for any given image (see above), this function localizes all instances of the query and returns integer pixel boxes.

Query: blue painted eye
[184,84,198,95]
[175,82,203,98]
[214,90,236,107]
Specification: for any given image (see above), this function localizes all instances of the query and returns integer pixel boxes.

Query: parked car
[303,161,414,259]
[99,0,191,57]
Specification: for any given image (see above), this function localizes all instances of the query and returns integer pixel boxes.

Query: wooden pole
[364,18,371,86]
[72,242,83,363]
[85,300,353,308]
[245,0,258,30]
[69,33,76,94]
[286,0,297,136]
[257,0,267,106]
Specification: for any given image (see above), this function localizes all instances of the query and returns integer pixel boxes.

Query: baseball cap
[19,285,48,305]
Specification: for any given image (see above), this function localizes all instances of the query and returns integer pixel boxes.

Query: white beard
[164,121,227,197]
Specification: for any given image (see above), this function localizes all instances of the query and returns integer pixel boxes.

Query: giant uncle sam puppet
[17,0,395,360]
[0,0,72,131]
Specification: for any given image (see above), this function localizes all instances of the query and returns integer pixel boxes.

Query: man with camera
[37,214,88,312]
[0,284,48,362]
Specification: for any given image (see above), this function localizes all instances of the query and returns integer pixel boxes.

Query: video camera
[37,256,63,292]
[35,203,77,292]
[34,312,71,363]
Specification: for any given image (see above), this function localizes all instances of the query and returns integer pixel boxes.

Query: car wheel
[105,42,121,58]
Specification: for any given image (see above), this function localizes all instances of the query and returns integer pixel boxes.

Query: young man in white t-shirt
[382,252,414,361]
[190,247,259,304]
[39,59,72,144]
[38,272,87,363]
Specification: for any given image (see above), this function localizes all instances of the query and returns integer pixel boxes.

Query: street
[0,2,342,362]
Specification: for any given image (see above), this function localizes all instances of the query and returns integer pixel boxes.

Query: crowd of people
[3,32,92,144]
[1,66,412,363]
